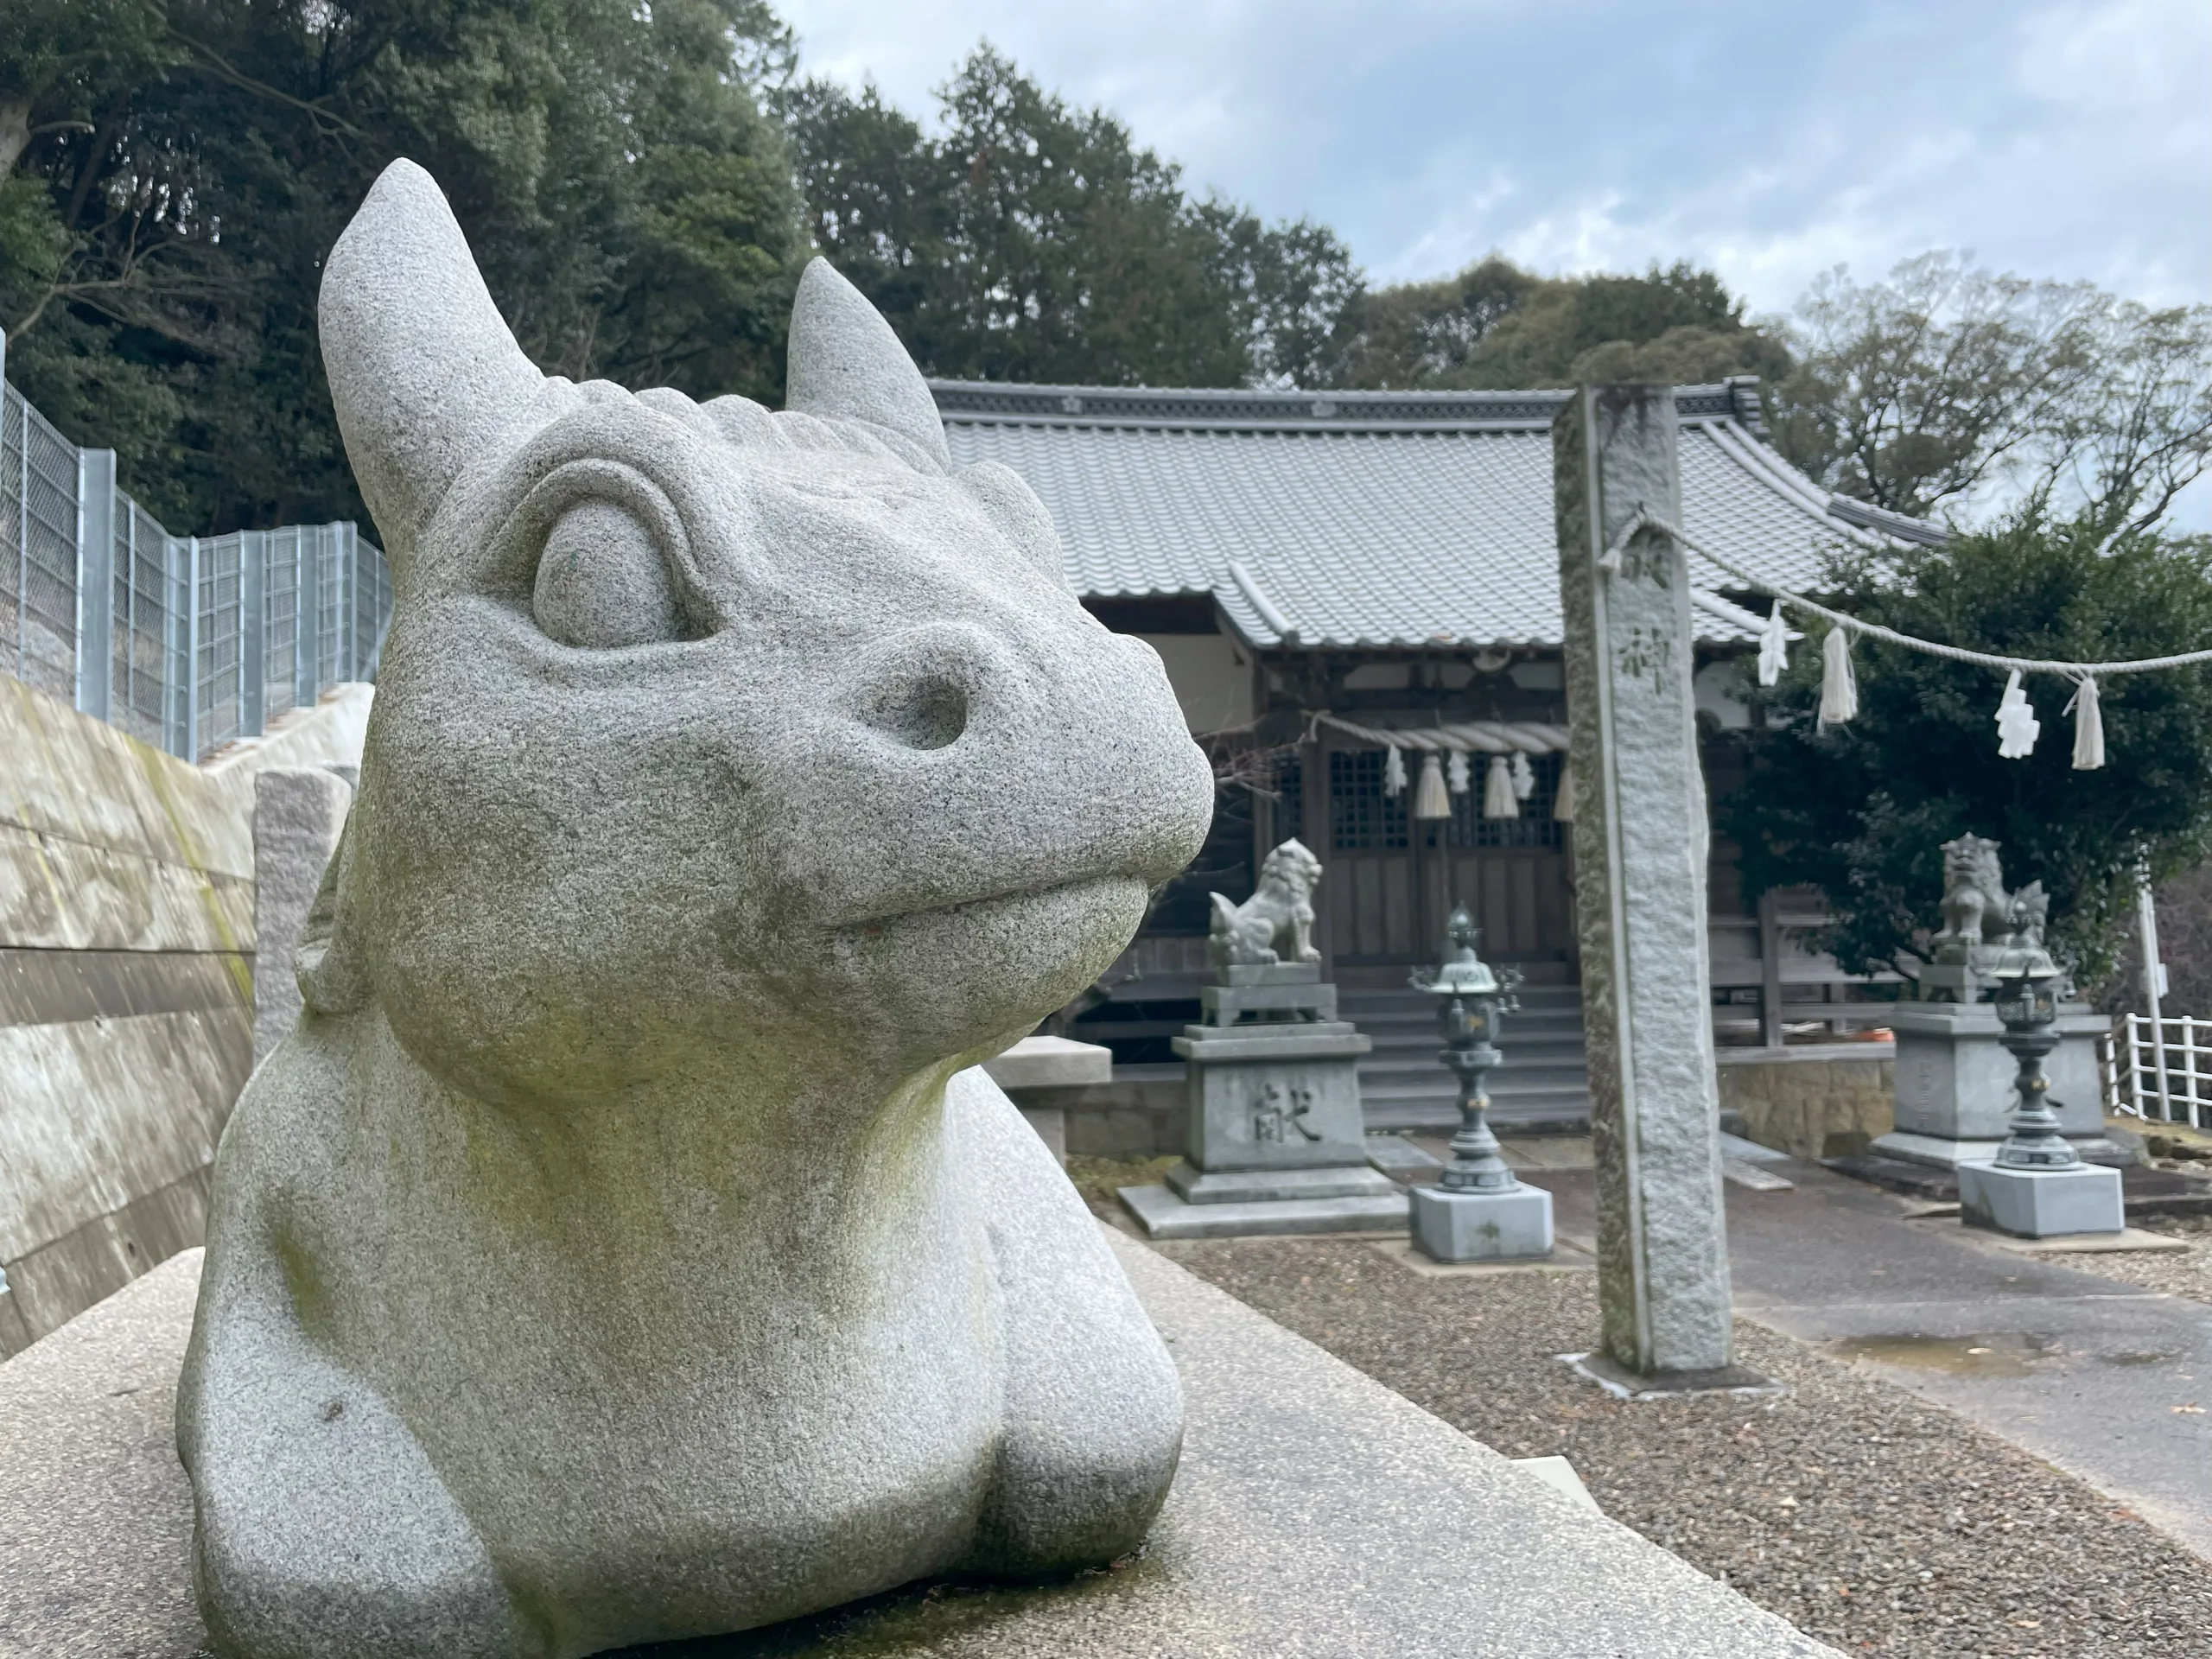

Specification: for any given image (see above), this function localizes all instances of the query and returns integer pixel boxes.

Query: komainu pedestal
[1120,964,1397,1237]
[1874,836,2127,1168]
[1120,842,1397,1238]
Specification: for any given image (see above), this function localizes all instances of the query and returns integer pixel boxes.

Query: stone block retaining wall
[1011,1075,1185,1160]
[0,677,368,1356]
[1718,1044,1897,1161]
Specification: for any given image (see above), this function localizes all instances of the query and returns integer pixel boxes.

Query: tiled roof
[932,381,1943,651]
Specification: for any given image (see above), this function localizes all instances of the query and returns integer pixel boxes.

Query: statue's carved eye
[532,499,682,649]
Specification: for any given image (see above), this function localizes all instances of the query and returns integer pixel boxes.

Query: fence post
[338,520,358,680]
[239,528,265,739]
[294,528,317,709]
[181,536,201,760]
[2125,1015,2147,1119]
[74,449,116,721]
[2138,868,2171,1119]
[1756,889,1783,1048]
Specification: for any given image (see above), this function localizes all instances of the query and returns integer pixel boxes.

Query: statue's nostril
[868,675,968,751]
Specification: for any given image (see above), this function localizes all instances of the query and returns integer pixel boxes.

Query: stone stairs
[1344,982,1592,1134]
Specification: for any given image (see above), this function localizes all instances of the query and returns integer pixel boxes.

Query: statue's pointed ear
[319,160,545,561]
[785,257,950,472]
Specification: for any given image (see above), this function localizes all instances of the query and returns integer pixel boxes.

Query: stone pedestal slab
[1874,1003,2126,1167]
[0,1240,1839,1658]
[1166,1163,1401,1205]
[1201,979,1339,1021]
[983,1034,1115,1090]
[1118,1184,1408,1239]
[1959,1160,2124,1238]
[1173,1021,1371,1172]
[983,1035,1116,1166]
[1124,1002,1389,1240]
[1410,1183,1554,1263]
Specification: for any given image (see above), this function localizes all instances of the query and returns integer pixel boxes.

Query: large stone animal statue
[177,161,1214,1658]
[1209,837,1325,967]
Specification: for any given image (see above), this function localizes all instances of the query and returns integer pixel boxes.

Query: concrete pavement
[1498,1152,2212,1560]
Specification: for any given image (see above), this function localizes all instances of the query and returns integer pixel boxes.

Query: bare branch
[169,32,365,139]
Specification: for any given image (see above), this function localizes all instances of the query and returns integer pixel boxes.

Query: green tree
[1721,505,2212,991]
[1328,254,1789,391]
[1767,252,2212,530]
[2,0,806,532]
[785,45,1359,388]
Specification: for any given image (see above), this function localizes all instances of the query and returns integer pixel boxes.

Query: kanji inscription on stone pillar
[1554,385,1736,1382]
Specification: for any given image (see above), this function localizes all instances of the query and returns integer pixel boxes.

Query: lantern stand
[1956,900,2124,1238]
[1407,906,1554,1262]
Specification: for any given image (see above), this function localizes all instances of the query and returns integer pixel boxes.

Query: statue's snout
[792,619,1211,924]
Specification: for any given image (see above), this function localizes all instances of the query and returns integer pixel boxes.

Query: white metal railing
[2113,1013,2212,1128]
[1,329,390,761]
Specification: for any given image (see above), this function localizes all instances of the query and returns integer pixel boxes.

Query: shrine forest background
[5,0,2211,1004]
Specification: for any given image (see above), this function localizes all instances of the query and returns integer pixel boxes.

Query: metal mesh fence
[317,528,346,687]
[0,346,391,760]
[111,499,173,747]
[196,533,245,753]
[263,526,301,724]
[353,528,391,679]
[3,383,83,702]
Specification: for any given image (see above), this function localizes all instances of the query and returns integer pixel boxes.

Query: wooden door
[1321,746,1574,966]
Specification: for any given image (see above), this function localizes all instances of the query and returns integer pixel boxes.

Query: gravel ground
[1154,1232,2212,1658]
[2032,1219,2212,1303]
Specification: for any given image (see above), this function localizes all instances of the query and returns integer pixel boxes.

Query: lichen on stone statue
[175,159,1215,1657]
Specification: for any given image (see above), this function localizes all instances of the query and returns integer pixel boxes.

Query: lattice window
[1330,749,1408,852]
[1442,752,1567,850]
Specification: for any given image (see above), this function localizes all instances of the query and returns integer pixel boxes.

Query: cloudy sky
[779,0,2210,316]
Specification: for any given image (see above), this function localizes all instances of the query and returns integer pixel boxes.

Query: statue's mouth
[830,874,1141,939]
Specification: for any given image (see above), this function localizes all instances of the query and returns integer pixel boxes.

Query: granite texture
[1410,1181,1554,1262]
[1116,1185,1408,1239]
[1205,837,1322,965]
[3,1236,1839,1658]
[1717,1049,1894,1162]
[1957,1161,2126,1238]
[1881,1003,2116,1160]
[249,767,353,1065]
[1554,386,1733,1377]
[1171,1030,1370,1172]
[0,1249,206,1657]
[981,1035,1113,1090]
[178,159,1215,1656]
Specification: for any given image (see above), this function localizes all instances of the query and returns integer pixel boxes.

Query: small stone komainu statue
[1208,837,1325,968]
[176,160,1216,1658]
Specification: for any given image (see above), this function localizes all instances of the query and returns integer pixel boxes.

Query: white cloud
[779,0,2211,313]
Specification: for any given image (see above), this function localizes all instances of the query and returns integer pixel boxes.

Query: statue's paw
[964,1422,1179,1579]
[192,1364,535,1659]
